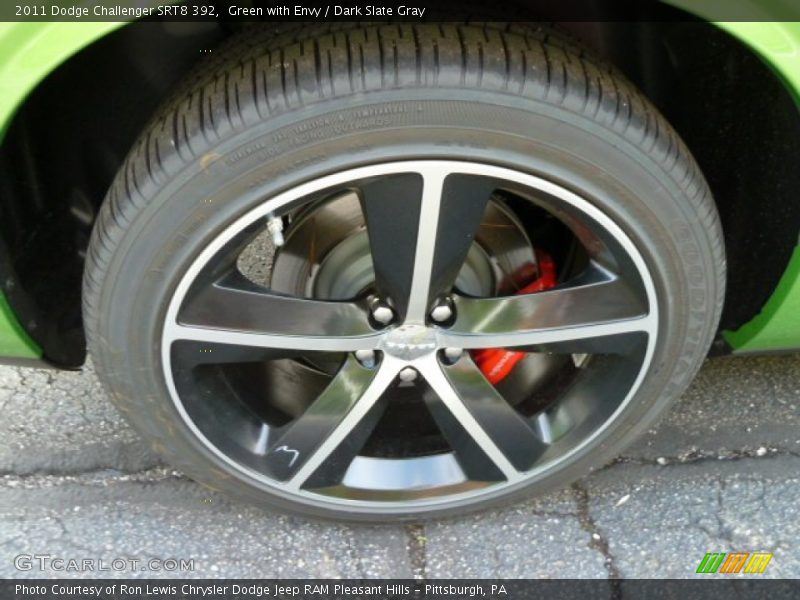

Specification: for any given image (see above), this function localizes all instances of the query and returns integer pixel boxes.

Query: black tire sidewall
[91,91,720,521]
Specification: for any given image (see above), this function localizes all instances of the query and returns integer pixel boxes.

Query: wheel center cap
[381,324,437,360]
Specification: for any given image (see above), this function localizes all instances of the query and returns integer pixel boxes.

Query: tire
[83,23,724,521]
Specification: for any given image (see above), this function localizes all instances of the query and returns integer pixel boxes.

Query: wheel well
[581,20,800,354]
[1,15,798,366]
[0,22,225,366]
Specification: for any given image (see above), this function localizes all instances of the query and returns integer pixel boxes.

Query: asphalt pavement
[1,354,799,579]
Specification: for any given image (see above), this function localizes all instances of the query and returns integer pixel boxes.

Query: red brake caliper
[472,249,557,385]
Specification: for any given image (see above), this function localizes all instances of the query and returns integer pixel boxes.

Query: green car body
[1,6,800,363]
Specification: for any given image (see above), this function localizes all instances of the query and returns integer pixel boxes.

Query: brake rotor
[270,191,538,299]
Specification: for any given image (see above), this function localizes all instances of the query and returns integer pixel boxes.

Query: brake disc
[270,191,538,299]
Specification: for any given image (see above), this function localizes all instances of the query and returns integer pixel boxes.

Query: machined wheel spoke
[359,174,424,321]
[426,175,498,307]
[170,339,301,366]
[283,356,401,489]
[404,169,498,322]
[416,355,524,481]
[404,167,447,322]
[440,263,653,350]
[169,271,380,352]
[260,355,387,481]
[424,355,548,474]
[517,331,650,356]
[166,324,380,352]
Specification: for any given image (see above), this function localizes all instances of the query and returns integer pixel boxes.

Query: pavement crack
[606,447,800,470]
[530,509,578,519]
[344,533,367,579]
[0,466,185,489]
[48,515,70,542]
[405,523,428,581]
[572,482,622,593]
[713,478,743,546]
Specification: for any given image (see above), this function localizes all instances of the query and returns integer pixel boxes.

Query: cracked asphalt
[1,354,799,579]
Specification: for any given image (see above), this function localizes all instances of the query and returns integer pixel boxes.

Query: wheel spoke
[170,339,300,366]
[403,170,499,321]
[359,174,424,321]
[439,263,653,350]
[421,355,548,475]
[416,355,527,482]
[283,356,400,489]
[427,175,498,306]
[404,167,446,322]
[441,356,550,469]
[517,331,650,356]
[169,271,380,352]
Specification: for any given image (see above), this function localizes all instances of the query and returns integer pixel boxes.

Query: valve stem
[267,215,285,247]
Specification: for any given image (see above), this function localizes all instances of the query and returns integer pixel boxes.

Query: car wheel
[83,24,724,521]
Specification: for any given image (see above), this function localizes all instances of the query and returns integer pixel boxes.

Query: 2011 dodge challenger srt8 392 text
[1,1,800,520]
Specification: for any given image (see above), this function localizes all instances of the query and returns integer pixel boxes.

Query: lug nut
[398,367,418,383]
[430,302,453,323]
[355,349,376,369]
[443,347,463,361]
[371,304,394,325]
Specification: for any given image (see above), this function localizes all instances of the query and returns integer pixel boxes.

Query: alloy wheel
[161,161,658,511]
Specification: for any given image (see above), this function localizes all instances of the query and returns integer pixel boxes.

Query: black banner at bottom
[3,579,800,600]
